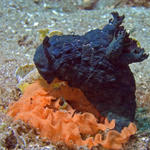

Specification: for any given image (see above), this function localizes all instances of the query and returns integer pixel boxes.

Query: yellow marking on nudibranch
[49,31,63,37]
[51,81,66,90]
[38,28,49,41]
[38,29,63,41]
[131,37,141,47]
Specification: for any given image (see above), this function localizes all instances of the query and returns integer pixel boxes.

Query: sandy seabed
[0,0,150,149]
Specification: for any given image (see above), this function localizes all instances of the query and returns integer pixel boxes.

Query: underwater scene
[0,0,150,149]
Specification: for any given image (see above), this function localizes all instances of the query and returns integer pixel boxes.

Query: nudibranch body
[34,12,148,131]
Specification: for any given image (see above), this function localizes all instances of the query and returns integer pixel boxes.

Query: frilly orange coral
[8,78,137,149]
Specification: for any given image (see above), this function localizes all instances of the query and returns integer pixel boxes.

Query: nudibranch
[33,12,148,131]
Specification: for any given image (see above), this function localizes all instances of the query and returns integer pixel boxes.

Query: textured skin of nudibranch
[34,12,148,131]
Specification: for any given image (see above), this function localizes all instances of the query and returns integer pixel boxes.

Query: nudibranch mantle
[34,12,148,131]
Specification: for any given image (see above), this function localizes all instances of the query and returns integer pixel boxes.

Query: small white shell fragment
[15,64,41,92]
[15,64,35,83]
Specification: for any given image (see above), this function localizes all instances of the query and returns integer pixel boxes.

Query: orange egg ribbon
[8,78,136,149]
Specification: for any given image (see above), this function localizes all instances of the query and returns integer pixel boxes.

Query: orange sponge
[8,79,136,149]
